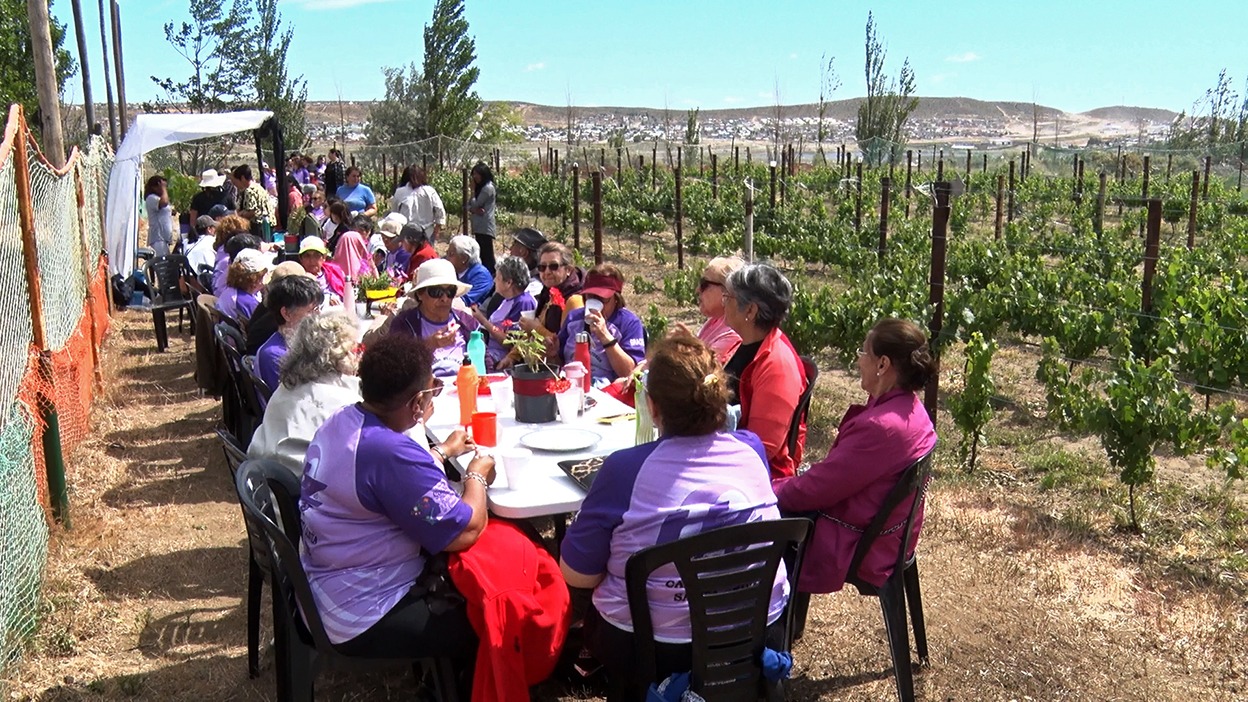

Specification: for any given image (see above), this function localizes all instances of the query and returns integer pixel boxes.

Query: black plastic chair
[844,450,935,702]
[233,459,460,702]
[144,255,196,351]
[624,518,812,702]
[785,355,819,457]
[217,428,266,677]
[215,323,263,446]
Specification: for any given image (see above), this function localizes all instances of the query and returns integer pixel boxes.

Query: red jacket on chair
[447,520,572,702]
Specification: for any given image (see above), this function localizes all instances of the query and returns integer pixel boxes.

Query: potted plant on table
[507,328,563,423]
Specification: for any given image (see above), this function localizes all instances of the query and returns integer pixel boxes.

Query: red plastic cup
[471,411,498,447]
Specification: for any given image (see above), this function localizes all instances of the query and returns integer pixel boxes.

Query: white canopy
[105,110,274,277]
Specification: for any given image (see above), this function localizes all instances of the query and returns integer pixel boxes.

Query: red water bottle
[574,331,591,393]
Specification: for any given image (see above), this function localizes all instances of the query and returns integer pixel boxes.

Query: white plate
[520,427,602,453]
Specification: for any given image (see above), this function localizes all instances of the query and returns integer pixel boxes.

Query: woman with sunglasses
[694,256,745,363]
[370,259,480,378]
[300,334,490,664]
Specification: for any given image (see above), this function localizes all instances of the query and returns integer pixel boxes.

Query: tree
[366,63,424,146]
[420,0,481,140]
[251,0,308,151]
[0,0,76,126]
[477,102,523,144]
[684,108,700,145]
[815,53,841,164]
[147,0,307,173]
[854,12,918,167]
[1168,70,1248,151]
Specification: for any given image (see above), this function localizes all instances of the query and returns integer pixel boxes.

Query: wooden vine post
[675,166,684,270]
[591,170,603,265]
[461,167,469,236]
[925,182,951,424]
[1187,170,1199,249]
[994,174,1005,240]
[572,164,581,251]
[878,176,890,261]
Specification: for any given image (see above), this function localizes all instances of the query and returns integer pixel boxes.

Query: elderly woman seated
[298,235,348,306]
[211,216,257,296]
[472,256,537,371]
[364,259,480,378]
[555,264,645,386]
[254,274,326,390]
[694,255,746,363]
[722,263,808,479]
[520,242,584,338]
[215,249,275,325]
[560,331,788,700]
[300,335,490,659]
[446,234,494,307]
[248,312,361,475]
[773,318,938,594]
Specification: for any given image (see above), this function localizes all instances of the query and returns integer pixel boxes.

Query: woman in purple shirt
[472,256,536,371]
[380,259,481,377]
[772,318,938,594]
[300,335,494,658]
[215,248,273,324]
[556,265,646,385]
[560,331,788,699]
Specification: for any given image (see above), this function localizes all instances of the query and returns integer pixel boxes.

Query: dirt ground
[5,241,1248,700]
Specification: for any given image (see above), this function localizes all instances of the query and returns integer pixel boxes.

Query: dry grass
[4,230,1247,700]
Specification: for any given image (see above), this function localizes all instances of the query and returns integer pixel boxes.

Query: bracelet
[464,471,489,489]
[430,444,449,463]
[602,337,619,349]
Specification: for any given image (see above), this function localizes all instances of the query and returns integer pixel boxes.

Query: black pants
[475,233,496,275]
[336,586,477,660]
[584,606,786,702]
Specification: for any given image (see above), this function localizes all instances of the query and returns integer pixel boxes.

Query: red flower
[548,288,565,308]
[500,318,516,329]
[546,378,572,394]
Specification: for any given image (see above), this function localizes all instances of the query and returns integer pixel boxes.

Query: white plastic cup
[556,389,582,423]
[500,447,536,490]
[491,379,514,412]
[520,309,536,320]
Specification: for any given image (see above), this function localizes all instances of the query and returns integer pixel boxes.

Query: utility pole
[69,0,95,135]
[110,0,128,139]
[97,0,117,149]
[28,0,66,165]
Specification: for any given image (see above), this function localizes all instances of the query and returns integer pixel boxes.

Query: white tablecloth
[426,384,637,519]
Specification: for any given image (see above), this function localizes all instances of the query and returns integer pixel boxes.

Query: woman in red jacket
[771,318,938,593]
[722,263,808,479]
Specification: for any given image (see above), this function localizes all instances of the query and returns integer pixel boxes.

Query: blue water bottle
[467,329,486,375]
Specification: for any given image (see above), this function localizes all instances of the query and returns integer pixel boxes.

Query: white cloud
[723,96,742,104]
[789,52,798,60]
[945,51,981,63]
[284,0,397,9]
[524,62,546,72]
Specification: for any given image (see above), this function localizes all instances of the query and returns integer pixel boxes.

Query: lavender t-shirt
[216,287,260,323]
[300,404,473,644]
[486,292,536,367]
[389,307,479,377]
[561,430,788,642]
[557,307,646,384]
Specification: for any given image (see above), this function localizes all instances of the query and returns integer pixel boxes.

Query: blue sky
[54,0,1248,114]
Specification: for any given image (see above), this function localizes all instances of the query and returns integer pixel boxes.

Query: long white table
[425,382,637,519]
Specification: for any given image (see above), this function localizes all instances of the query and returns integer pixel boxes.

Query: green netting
[0,153,33,412]
[27,149,86,353]
[77,135,114,258]
[0,401,46,671]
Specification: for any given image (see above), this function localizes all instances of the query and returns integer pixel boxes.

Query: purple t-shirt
[389,307,479,377]
[212,247,230,296]
[558,307,647,384]
[561,430,788,642]
[255,331,288,390]
[217,287,260,323]
[300,404,473,644]
[486,292,537,367]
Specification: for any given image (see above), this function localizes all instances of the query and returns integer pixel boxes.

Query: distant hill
[506,97,1175,126]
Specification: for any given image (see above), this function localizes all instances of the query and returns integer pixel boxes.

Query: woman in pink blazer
[772,318,938,593]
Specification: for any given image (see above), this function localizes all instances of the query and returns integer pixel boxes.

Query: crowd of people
[173,153,939,701]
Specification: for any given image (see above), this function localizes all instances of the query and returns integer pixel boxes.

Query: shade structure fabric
[105,110,274,277]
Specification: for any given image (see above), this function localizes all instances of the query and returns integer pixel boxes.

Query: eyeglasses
[417,378,445,400]
[421,286,460,299]
[536,263,563,272]
[856,346,869,357]
[698,278,723,293]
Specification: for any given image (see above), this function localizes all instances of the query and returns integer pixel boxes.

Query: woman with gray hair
[248,312,362,475]
[446,234,494,307]
[722,263,809,480]
[472,256,537,370]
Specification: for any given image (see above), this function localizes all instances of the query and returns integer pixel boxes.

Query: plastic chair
[216,428,266,677]
[844,450,935,702]
[144,255,196,351]
[624,518,812,702]
[233,459,460,702]
[785,356,819,457]
[194,295,223,397]
[215,322,263,446]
